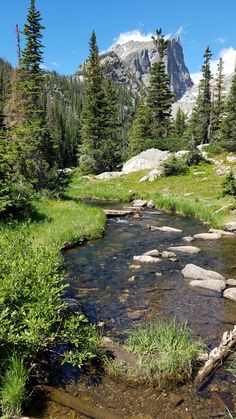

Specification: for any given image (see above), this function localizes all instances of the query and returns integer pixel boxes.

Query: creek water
[28,203,236,418]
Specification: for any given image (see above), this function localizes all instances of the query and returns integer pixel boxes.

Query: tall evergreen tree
[80,32,120,174]
[211,58,225,141]
[188,46,212,145]
[128,101,152,156]
[4,0,47,189]
[79,31,105,174]
[221,68,236,146]
[147,29,174,139]
[21,0,45,114]
[173,108,187,138]
[128,29,173,156]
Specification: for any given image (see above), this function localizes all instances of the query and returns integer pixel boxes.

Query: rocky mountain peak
[107,37,193,100]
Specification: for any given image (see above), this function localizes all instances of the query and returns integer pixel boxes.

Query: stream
[27,203,236,418]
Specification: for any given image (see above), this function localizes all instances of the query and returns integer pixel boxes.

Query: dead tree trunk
[195,325,236,387]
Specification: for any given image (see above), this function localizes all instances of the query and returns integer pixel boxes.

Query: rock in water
[193,232,222,240]
[148,225,182,233]
[224,222,236,232]
[224,288,236,302]
[144,249,161,257]
[190,279,226,293]
[122,149,170,174]
[132,199,148,208]
[133,255,161,263]
[181,264,225,281]
[167,246,201,255]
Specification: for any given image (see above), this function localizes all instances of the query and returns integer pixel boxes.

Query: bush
[162,155,189,176]
[222,171,236,197]
[0,231,101,363]
[186,149,205,166]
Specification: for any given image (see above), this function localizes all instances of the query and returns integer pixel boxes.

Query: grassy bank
[68,162,236,227]
[0,196,106,417]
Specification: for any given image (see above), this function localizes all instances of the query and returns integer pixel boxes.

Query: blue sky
[1,0,236,82]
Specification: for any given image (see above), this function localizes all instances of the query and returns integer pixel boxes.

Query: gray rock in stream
[144,249,161,257]
[148,225,183,233]
[133,255,161,263]
[190,279,226,293]
[193,232,222,240]
[181,264,225,281]
[224,288,236,302]
[167,245,201,255]
[226,279,236,286]
[224,222,236,232]
[182,236,194,243]
[132,199,148,208]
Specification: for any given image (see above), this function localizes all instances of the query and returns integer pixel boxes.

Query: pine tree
[222,68,236,147]
[173,108,187,138]
[188,46,212,145]
[128,101,152,156]
[101,77,121,171]
[4,0,47,189]
[21,0,45,114]
[79,31,105,174]
[211,58,225,141]
[147,29,174,140]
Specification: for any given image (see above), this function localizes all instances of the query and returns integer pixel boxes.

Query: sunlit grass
[127,319,204,383]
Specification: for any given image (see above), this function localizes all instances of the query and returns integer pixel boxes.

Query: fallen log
[41,385,122,419]
[104,209,133,217]
[195,325,236,387]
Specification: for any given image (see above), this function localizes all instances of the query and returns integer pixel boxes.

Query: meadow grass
[0,354,29,418]
[127,319,204,383]
[68,163,236,227]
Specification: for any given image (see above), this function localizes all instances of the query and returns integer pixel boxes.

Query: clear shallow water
[29,204,236,418]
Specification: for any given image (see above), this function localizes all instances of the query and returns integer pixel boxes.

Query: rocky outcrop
[122,148,170,173]
[109,37,193,100]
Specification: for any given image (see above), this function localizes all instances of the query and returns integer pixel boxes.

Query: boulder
[224,288,236,302]
[182,236,194,243]
[162,251,176,258]
[147,200,155,208]
[193,232,222,240]
[139,168,164,182]
[144,249,161,257]
[132,199,148,208]
[95,171,123,180]
[181,264,225,281]
[226,156,236,163]
[167,245,201,255]
[190,279,226,293]
[133,255,161,263]
[224,222,236,232]
[209,228,234,237]
[148,225,183,233]
[122,148,170,174]
[226,279,236,286]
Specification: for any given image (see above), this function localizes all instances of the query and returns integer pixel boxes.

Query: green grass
[0,196,106,250]
[67,163,236,227]
[127,319,204,383]
[0,354,29,419]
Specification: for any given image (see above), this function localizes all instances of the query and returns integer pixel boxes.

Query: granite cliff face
[101,37,193,100]
[172,72,234,117]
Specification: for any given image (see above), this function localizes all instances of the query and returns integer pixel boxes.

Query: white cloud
[52,61,60,68]
[191,47,236,86]
[215,37,226,44]
[111,30,154,47]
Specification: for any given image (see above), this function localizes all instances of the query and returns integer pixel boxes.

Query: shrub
[0,231,101,363]
[162,155,189,176]
[186,149,205,166]
[222,171,236,197]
